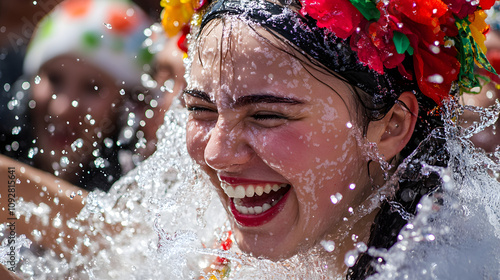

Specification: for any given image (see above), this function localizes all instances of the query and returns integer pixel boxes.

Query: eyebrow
[183,89,304,107]
[184,89,213,103]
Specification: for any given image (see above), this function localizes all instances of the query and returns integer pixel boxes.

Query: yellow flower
[469,10,488,55]
[160,0,198,37]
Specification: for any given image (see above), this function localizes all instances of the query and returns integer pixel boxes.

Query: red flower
[300,0,362,39]
[480,0,496,10]
[107,6,138,34]
[350,17,406,74]
[393,0,448,27]
[441,0,479,19]
[413,45,459,104]
[401,19,460,104]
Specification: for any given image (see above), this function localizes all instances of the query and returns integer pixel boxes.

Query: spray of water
[1,95,500,279]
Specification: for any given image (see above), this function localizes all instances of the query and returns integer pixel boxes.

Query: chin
[233,227,303,261]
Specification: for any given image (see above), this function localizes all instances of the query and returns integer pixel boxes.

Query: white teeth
[262,203,271,212]
[245,186,255,197]
[233,195,284,215]
[234,185,246,199]
[221,183,287,198]
[264,184,272,194]
[255,186,264,196]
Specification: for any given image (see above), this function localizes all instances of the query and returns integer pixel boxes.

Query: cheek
[186,120,212,166]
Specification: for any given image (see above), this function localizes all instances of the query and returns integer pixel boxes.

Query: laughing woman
[161,0,499,278]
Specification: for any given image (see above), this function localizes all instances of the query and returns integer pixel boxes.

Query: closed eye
[252,112,288,120]
[186,105,216,112]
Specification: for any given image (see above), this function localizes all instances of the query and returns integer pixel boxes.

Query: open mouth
[220,180,291,227]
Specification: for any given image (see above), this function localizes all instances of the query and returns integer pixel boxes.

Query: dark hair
[197,0,448,278]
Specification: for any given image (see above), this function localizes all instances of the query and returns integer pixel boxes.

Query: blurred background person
[0,0,64,96]
[0,0,155,192]
[461,5,500,154]
[140,25,187,156]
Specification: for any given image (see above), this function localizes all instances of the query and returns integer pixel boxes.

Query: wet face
[31,55,121,182]
[185,21,381,260]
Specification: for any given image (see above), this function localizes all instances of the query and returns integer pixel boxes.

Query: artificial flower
[480,0,496,10]
[413,44,460,104]
[300,0,362,39]
[469,10,489,54]
[442,0,479,19]
[107,6,138,34]
[61,0,91,18]
[160,0,204,37]
[350,16,406,74]
[394,0,448,27]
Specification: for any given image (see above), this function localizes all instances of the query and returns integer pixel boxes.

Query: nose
[204,118,253,172]
[48,93,72,118]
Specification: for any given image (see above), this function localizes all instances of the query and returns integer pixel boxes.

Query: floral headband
[161,0,498,105]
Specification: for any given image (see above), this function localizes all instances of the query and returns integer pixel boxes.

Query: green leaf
[349,0,380,21]
[393,31,411,55]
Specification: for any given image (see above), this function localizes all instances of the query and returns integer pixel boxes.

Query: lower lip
[229,187,290,227]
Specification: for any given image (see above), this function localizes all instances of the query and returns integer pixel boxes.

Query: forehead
[189,18,353,103]
[40,55,116,83]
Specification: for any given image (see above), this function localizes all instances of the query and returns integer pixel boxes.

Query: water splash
[1,96,499,279]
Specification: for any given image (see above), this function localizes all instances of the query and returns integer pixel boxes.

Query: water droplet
[28,100,36,108]
[11,126,21,135]
[346,122,353,128]
[356,242,367,252]
[22,81,30,90]
[28,147,38,158]
[427,74,443,84]
[150,99,158,108]
[320,240,335,252]
[48,124,55,133]
[345,249,358,267]
[71,138,84,151]
[94,157,106,168]
[32,229,41,238]
[60,156,69,167]
[52,214,62,228]
[119,89,126,96]
[123,127,134,139]
[425,234,436,241]
[72,100,79,107]
[145,109,154,119]
[330,193,343,204]
[34,75,41,84]
[102,138,113,149]
[7,99,19,110]
[486,90,494,99]
[162,79,175,93]
[349,183,356,190]
[442,174,451,183]
[429,45,440,54]
[11,141,19,151]
[104,23,112,29]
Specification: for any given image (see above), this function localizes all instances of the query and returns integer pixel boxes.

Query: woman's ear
[366,91,419,161]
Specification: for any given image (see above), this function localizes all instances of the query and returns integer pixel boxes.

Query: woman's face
[185,21,378,260]
[31,55,121,181]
